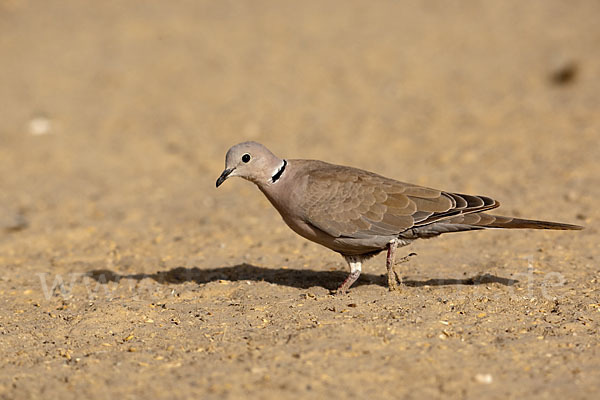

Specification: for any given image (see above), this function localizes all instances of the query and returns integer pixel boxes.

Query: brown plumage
[216,142,582,293]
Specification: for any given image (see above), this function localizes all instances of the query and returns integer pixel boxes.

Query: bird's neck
[270,159,287,184]
[256,160,291,210]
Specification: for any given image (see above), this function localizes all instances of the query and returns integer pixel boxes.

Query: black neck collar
[271,159,287,183]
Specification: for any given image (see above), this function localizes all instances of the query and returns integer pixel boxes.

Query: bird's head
[216,141,286,187]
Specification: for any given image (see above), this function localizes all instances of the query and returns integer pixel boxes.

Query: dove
[216,142,582,293]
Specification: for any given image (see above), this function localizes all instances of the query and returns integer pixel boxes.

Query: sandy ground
[1,1,599,399]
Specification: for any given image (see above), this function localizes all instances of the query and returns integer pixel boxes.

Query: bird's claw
[394,252,417,265]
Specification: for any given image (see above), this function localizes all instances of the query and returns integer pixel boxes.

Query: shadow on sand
[87,264,518,291]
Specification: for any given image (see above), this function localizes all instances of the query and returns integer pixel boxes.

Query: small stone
[549,60,578,85]
[475,373,493,384]
[28,116,52,135]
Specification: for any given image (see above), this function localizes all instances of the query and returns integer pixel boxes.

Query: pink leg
[336,256,362,294]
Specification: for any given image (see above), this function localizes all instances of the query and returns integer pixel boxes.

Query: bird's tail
[445,213,583,230]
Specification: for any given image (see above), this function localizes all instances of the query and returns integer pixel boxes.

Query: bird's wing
[301,163,498,238]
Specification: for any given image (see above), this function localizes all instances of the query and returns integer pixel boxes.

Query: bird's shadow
[87,264,518,291]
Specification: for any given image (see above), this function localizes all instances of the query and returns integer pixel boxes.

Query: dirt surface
[1,1,599,399]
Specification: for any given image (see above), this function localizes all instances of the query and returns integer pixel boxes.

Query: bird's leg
[336,256,362,294]
[386,240,399,291]
[392,252,417,286]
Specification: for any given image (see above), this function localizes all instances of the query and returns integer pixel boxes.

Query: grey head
[216,142,286,188]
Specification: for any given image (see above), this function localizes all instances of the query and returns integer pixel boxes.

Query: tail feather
[445,213,583,230]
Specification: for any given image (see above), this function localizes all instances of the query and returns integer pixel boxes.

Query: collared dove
[216,142,582,293]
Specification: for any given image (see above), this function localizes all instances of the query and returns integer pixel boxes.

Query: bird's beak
[216,168,234,187]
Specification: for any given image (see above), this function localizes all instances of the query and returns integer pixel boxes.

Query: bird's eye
[242,153,251,163]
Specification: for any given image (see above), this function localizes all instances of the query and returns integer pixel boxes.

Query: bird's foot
[335,270,360,295]
[387,270,399,292]
[389,252,416,289]
[386,240,400,291]
[395,252,417,265]
[388,252,417,290]
[394,270,403,286]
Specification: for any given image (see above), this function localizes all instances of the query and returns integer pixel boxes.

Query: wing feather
[301,162,499,239]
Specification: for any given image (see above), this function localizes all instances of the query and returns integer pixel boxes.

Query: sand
[1,1,599,398]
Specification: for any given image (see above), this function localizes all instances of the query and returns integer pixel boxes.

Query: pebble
[28,116,52,135]
[475,373,493,384]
